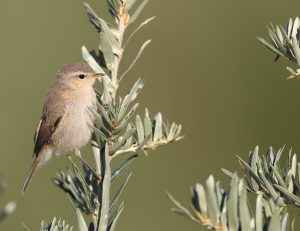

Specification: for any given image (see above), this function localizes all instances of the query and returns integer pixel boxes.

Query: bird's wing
[33,119,42,144]
[33,109,66,156]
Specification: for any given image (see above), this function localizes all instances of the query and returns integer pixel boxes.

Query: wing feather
[33,109,66,156]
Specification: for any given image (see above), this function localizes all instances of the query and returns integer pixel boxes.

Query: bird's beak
[90,73,105,78]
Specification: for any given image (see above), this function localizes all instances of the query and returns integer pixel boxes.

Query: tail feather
[21,158,41,194]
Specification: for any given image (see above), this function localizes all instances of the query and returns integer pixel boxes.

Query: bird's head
[57,62,104,89]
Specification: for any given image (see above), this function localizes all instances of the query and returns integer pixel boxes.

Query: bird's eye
[79,74,85,79]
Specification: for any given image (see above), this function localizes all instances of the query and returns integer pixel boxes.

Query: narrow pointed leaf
[129,0,149,23]
[110,173,132,212]
[109,202,124,231]
[76,209,88,231]
[124,16,156,47]
[111,154,138,181]
[119,40,151,81]
[153,113,163,142]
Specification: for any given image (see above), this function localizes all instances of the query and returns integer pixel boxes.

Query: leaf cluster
[169,176,292,231]
[224,146,300,208]
[257,17,300,79]
[39,218,73,231]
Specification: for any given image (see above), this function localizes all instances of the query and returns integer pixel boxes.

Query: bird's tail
[21,158,41,194]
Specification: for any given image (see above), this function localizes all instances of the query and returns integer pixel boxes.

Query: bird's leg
[74,149,101,181]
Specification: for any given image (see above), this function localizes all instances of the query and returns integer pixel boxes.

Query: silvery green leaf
[291,17,299,38]
[291,154,297,177]
[270,166,287,188]
[267,147,275,164]
[108,202,124,231]
[123,124,134,148]
[287,18,293,37]
[257,164,283,205]
[129,0,149,23]
[267,27,280,49]
[276,26,283,44]
[239,181,251,231]
[98,104,114,129]
[237,156,265,187]
[75,209,88,231]
[119,40,151,81]
[116,103,139,130]
[167,192,197,222]
[256,194,263,231]
[81,46,106,74]
[205,175,219,224]
[118,95,131,121]
[256,37,286,59]
[105,0,118,20]
[214,181,223,207]
[248,148,260,191]
[291,36,300,66]
[194,183,207,216]
[162,119,170,137]
[221,169,247,192]
[101,80,113,106]
[279,26,292,45]
[170,208,200,224]
[167,123,177,140]
[136,115,144,144]
[94,112,111,136]
[99,31,115,71]
[268,198,276,211]
[110,173,132,212]
[274,147,284,169]
[110,128,136,154]
[91,125,109,142]
[174,123,183,138]
[83,3,121,55]
[53,158,96,215]
[220,198,228,228]
[227,176,238,231]
[281,213,289,231]
[250,147,259,174]
[274,184,300,205]
[83,2,103,31]
[143,108,152,145]
[261,155,269,172]
[129,78,144,101]
[268,208,280,231]
[124,16,155,48]
[153,113,163,142]
[124,0,136,12]
[111,154,138,182]
[291,218,295,231]
[137,134,151,151]
[117,78,144,120]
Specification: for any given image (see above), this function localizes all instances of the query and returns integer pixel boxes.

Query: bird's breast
[52,89,96,154]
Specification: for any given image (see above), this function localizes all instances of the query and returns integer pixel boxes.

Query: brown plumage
[22,62,103,194]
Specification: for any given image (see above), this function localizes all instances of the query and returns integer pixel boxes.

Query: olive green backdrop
[0,0,300,230]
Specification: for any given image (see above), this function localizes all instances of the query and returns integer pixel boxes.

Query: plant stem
[97,145,111,231]
[96,4,129,231]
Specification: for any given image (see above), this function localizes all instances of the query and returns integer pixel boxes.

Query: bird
[22,61,104,194]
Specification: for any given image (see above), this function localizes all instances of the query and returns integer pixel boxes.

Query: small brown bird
[22,62,103,194]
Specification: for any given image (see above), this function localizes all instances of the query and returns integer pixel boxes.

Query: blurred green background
[0,0,300,230]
